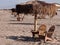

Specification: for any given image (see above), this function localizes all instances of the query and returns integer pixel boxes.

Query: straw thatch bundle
[32,1,57,18]
[16,1,57,18]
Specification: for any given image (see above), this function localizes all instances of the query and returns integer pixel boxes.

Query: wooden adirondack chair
[31,24,46,39]
[38,24,47,42]
[45,25,55,42]
[32,24,55,42]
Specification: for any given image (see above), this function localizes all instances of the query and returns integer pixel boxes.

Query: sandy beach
[0,10,60,45]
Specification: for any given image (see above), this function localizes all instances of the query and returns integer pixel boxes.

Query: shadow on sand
[10,20,18,21]
[6,36,40,42]
[8,22,40,25]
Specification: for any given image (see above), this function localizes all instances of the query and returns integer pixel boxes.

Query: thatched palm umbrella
[16,0,57,33]
[31,1,57,32]
[29,1,58,38]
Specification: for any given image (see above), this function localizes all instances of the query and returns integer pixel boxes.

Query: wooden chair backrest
[47,25,55,38]
[38,24,46,36]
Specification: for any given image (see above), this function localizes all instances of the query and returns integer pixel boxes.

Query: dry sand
[0,10,60,45]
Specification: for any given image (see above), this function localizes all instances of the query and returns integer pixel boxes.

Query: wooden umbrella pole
[34,13,37,31]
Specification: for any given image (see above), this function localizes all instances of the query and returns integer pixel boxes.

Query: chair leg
[45,35,47,42]
[45,35,53,42]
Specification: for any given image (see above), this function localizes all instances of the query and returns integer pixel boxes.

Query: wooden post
[31,13,38,38]
[34,13,37,31]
